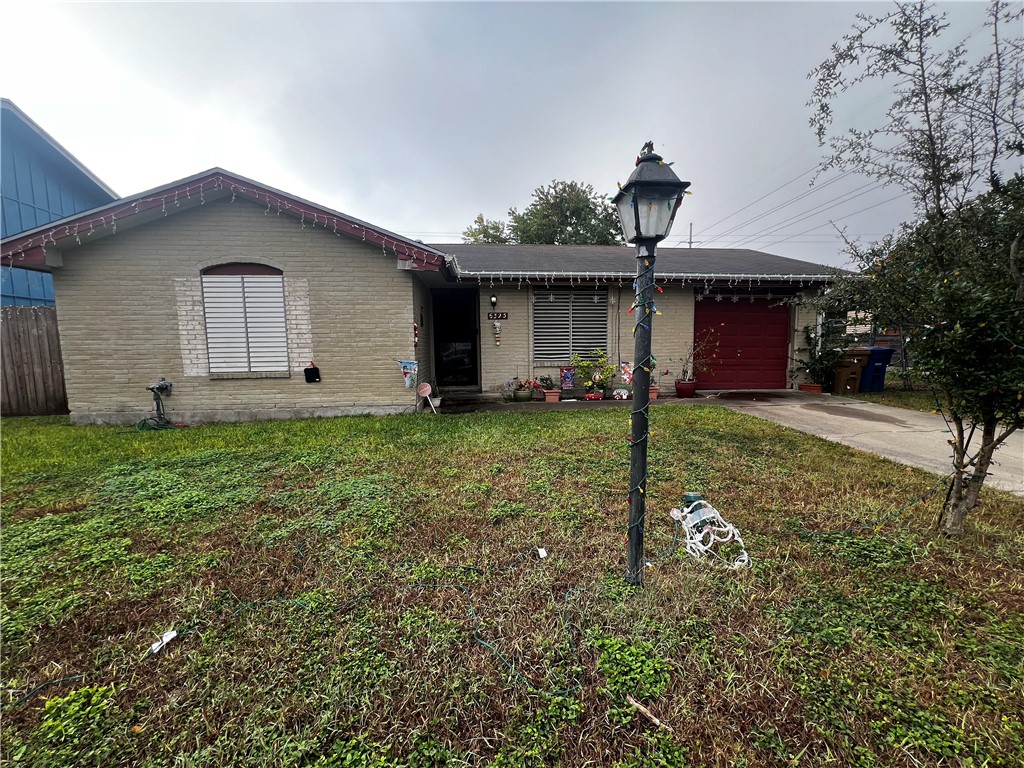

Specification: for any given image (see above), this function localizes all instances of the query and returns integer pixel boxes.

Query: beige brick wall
[613,284,695,384]
[475,282,698,391]
[479,285,531,390]
[52,198,421,423]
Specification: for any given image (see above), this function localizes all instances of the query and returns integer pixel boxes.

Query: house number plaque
[487,312,508,320]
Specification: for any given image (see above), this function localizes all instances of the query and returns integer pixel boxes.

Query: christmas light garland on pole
[612,142,690,587]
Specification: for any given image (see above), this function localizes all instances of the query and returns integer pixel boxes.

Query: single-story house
[0,168,832,425]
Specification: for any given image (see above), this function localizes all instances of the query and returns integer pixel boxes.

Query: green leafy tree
[809,0,1023,534]
[509,180,622,245]
[462,180,622,246]
[461,213,511,244]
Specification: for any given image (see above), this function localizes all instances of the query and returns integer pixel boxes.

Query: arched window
[201,263,288,374]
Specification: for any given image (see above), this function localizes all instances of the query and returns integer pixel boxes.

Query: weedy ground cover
[846,388,940,414]
[2,407,1022,767]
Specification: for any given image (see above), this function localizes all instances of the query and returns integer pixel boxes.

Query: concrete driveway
[711,391,1024,497]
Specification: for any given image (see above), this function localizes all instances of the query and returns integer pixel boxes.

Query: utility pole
[687,222,702,249]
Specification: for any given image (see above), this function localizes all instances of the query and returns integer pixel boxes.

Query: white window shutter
[533,290,571,360]
[570,291,608,356]
[533,289,607,361]
[242,277,288,371]
[202,275,288,373]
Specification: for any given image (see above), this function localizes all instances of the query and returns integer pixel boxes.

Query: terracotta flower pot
[674,379,698,398]
[649,385,660,400]
[542,389,560,403]
[798,383,823,394]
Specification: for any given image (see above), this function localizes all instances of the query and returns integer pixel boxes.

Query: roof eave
[1,168,448,271]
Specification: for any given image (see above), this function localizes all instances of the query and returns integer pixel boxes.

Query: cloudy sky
[2,1,999,267]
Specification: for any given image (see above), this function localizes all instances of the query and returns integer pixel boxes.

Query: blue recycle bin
[859,346,895,393]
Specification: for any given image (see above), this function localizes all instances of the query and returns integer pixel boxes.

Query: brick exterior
[49,196,820,424]
[52,198,420,424]
[474,282,812,393]
[479,286,531,390]
[477,282,696,391]
[613,285,694,386]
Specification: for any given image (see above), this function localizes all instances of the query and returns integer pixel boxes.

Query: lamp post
[612,141,690,586]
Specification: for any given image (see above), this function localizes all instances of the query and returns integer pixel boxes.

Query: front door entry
[433,290,479,387]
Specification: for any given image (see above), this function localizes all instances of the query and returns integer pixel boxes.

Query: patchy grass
[2,407,1022,767]
[847,387,941,414]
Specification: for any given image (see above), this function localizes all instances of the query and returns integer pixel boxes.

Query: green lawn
[846,388,941,414]
[2,408,1022,767]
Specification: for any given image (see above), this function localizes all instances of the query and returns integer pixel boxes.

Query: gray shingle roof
[429,244,840,282]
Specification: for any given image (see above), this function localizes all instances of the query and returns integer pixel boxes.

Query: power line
[694,165,818,235]
[728,182,885,249]
[753,192,908,249]
[702,169,864,242]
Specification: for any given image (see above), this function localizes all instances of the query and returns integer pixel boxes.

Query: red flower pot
[674,379,698,398]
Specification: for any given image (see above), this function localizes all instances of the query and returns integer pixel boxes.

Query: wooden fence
[1,306,68,416]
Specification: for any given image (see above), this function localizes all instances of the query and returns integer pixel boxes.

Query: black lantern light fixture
[615,141,690,587]
[612,142,691,243]
[490,293,498,309]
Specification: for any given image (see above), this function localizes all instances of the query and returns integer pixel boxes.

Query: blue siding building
[1,99,116,305]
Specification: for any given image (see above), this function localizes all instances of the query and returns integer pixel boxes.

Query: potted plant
[791,323,845,393]
[671,326,721,397]
[649,366,660,400]
[511,378,537,402]
[569,349,617,400]
[537,375,560,403]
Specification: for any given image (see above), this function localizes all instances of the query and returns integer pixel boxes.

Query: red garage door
[694,299,790,389]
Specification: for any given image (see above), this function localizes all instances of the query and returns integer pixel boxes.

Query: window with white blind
[533,288,608,361]
[201,265,289,374]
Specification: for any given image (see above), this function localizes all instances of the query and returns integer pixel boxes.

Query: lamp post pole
[626,237,658,585]
[612,141,690,588]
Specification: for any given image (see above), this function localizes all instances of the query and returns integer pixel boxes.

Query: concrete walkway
[710,391,1024,497]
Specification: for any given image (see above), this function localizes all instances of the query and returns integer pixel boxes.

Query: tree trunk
[944,417,999,536]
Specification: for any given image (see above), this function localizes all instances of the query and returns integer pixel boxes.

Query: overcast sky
[2,1,1001,268]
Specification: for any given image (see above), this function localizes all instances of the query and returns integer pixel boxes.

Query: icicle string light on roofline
[0,174,446,270]
[450,268,831,282]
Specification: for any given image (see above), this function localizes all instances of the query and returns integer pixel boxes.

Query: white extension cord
[669,500,750,569]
